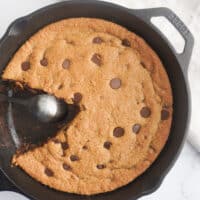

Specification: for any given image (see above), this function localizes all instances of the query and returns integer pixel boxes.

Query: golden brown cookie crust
[3,18,173,195]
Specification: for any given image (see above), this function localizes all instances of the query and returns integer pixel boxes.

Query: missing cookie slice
[1,81,80,154]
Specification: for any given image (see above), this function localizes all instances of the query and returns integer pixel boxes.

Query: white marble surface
[0,0,199,200]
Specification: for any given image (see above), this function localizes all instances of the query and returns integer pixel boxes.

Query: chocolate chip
[40,57,48,66]
[140,107,151,118]
[122,39,131,47]
[21,61,30,71]
[91,53,102,66]
[63,163,72,171]
[70,155,79,162]
[93,37,103,44]
[140,61,146,68]
[52,138,60,144]
[62,59,71,69]
[72,92,82,104]
[61,142,69,150]
[44,168,54,177]
[161,109,170,120]
[132,124,141,134]
[110,78,121,89]
[82,145,88,150]
[113,127,125,137]
[58,84,64,90]
[97,164,106,169]
[104,141,112,149]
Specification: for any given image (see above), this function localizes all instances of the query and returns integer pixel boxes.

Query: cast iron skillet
[0,0,194,200]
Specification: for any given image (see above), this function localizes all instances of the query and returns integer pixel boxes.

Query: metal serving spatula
[0,81,80,151]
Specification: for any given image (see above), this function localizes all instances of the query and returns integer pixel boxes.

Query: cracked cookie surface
[2,18,173,195]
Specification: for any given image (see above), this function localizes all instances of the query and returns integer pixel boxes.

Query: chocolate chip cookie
[2,18,173,195]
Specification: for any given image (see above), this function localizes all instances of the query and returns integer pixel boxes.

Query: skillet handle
[132,7,194,74]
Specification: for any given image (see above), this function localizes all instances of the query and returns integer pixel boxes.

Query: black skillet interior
[0,1,194,200]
